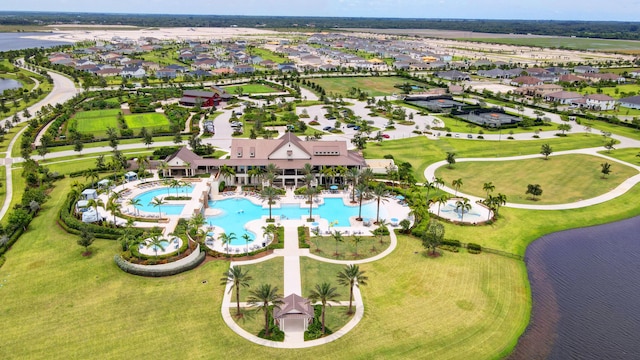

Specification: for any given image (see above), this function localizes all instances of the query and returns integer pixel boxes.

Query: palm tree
[483,182,495,198]
[455,198,472,222]
[84,170,99,189]
[436,194,448,216]
[221,266,253,316]
[371,182,388,224]
[247,167,264,186]
[127,198,142,216]
[352,236,364,258]
[446,152,456,168]
[247,284,284,338]
[218,232,237,256]
[423,180,436,203]
[87,198,105,215]
[492,193,507,216]
[308,282,341,334]
[337,264,368,314]
[242,233,251,255]
[150,197,166,218]
[305,185,320,221]
[433,177,445,191]
[106,200,120,224]
[346,167,360,203]
[265,163,280,187]
[157,161,169,177]
[452,178,463,196]
[219,164,236,183]
[355,183,369,221]
[169,179,181,197]
[146,234,166,259]
[331,230,343,258]
[260,186,279,221]
[601,162,612,178]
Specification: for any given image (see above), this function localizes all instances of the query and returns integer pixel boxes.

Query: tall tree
[451,178,463,196]
[260,186,279,221]
[336,264,368,314]
[221,266,253,316]
[308,282,341,334]
[483,182,495,198]
[371,182,388,224]
[150,196,166,218]
[421,220,444,255]
[454,198,472,222]
[600,162,612,178]
[446,152,456,168]
[526,184,543,201]
[218,232,237,256]
[540,143,553,160]
[247,284,284,338]
[355,183,369,221]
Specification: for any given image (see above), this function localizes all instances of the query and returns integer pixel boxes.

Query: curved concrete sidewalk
[424,147,640,210]
[219,220,400,348]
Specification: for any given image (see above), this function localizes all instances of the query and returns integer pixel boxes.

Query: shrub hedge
[114,249,205,277]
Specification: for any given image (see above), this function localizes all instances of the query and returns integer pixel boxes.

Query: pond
[0,78,22,92]
[510,216,640,359]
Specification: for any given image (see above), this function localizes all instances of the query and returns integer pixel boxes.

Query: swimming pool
[133,186,194,215]
[205,197,381,245]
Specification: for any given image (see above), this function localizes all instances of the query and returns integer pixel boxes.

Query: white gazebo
[273,293,314,332]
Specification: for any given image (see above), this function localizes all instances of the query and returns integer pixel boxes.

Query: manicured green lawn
[0,179,530,360]
[579,84,640,98]
[307,234,390,261]
[233,257,284,302]
[435,154,638,204]
[309,76,422,97]
[39,150,154,175]
[300,257,350,301]
[72,109,121,135]
[45,135,174,154]
[0,166,5,210]
[580,117,640,141]
[598,147,640,165]
[363,135,611,181]
[435,114,558,135]
[224,83,279,94]
[124,113,170,130]
[249,47,290,64]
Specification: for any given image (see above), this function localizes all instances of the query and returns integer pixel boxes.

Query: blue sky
[2,0,639,21]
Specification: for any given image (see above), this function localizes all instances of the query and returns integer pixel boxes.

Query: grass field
[249,47,290,64]
[307,234,390,261]
[597,147,640,164]
[300,257,351,302]
[435,114,559,135]
[578,84,640,98]
[461,37,640,51]
[434,154,638,204]
[0,177,530,359]
[363,135,611,181]
[72,109,121,136]
[580,117,640,140]
[233,257,284,302]
[309,76,422,97]
[124,113,170,130]
[224,83,279,94]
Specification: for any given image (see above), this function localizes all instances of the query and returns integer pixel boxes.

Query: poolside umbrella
[395,195,405,200]
[330,185,338,190]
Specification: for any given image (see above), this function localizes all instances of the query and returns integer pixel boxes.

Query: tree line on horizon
[1,11,640,40]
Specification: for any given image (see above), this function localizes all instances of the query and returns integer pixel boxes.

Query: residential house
[510,76,543,87]
[630,70,640,78]
[544,91,584,105]
[434,70,470,81]
[584,94,616,110]
[619,95,640,109]
[156,67,177,79]
[121,65,146,78]
[574,65,599,74]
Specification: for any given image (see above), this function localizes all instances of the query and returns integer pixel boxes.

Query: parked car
[381,134,390,139]
[467,134,473,139]
[353,126,361,131]
[455,134,460,138]
[323,126,333,131]
[346,123,356,128]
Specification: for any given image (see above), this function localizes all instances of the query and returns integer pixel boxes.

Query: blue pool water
[133,186,193,215]
[206,197,382,245]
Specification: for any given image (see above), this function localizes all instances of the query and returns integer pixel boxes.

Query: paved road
[0,71,80,221]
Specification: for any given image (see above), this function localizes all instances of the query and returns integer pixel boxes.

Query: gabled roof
[619,95,640,106]
[268,132,312,160]
[273,294,314,319]
[165,147,201,167]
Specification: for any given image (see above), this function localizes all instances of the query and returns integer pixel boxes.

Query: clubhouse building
[162,133,367,187]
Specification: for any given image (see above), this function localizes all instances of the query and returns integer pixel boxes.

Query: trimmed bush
[467,242,482,254]
[297,226,310,249]
[114,248,205,277]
